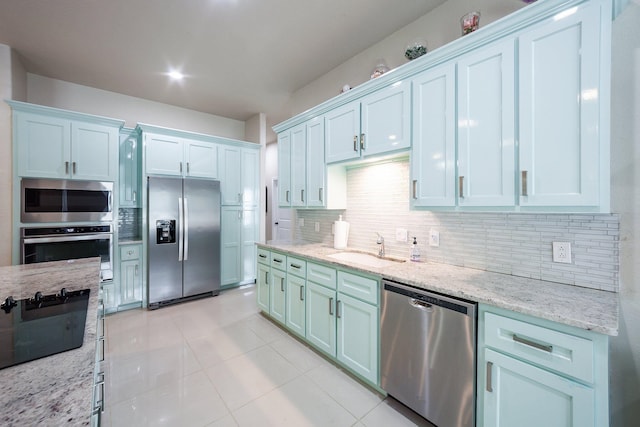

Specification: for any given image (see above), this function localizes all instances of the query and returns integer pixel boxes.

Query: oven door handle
[22,234,112,244]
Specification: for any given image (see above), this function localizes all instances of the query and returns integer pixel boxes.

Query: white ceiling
[0,0,447,124]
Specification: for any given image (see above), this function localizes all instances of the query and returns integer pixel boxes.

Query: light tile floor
[102,284,435,427]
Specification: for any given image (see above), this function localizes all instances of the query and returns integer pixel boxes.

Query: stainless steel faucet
[376,233,385,257]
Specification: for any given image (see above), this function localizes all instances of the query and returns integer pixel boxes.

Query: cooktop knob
[34,291,43,302]
[59,288,67,298]
[1,296,16,313]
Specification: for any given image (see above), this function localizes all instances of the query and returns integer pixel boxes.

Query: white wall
[609,1,640,425]
[27,74,246,139]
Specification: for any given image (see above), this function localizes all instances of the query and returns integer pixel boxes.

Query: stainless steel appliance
[0,288,90,370]
[147,176,221,308]
[21,178,113,223]
[380,279,477,427]
[21,225,113,282]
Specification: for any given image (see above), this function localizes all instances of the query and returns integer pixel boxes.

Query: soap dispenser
[410,237,421,262]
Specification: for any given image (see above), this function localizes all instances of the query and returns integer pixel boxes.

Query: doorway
[271,178,292,242]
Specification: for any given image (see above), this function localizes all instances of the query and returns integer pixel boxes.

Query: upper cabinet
[119,128,141,207]
[10,101,122,181]
[325,81,411,163]
[144,132,218,179]
[219,144,259,206]
[518,0,607,209]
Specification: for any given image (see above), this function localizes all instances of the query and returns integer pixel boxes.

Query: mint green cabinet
[269,252,287,325]
[144,133,218,178]
[277,131,291,206]
[325,81,410,164]
[306,118,325,207]
[478,305,609,427]
[306,281,337,356]
[410,62,456,207]
[14,108,120,181]
[457,38,516,207]
[119,128,140,207]
[220,145,259,206]
[518,0,606,209]
[118,244,142,308]
[286,274,306,337]
[221,206,258,286]
[102,281,118,314]
[256,263,270,313]
[290,123,306,207]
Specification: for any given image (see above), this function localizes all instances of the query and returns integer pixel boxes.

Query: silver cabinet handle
[300,285,304,301]
[135,264,139,276]
[65,161,69,174]
[521,170,528,196]
[273,258,283,264]
[290,263,301,269]
[412,180,418,199]
[238,193,243,203]
[72,161,77,175]
[258,254,267,259]
[301,189,304,203]
[286,190,290,203]
[187,162,190,174]
[486,361,493,392]
[132,190,137,203]
[337,300,342,318]
[265,271,269,285]
[183,198,189,261]
[179,162,183,173]
[98,337,105,362]
[280,277,285,292]
[319,188,323,203]
[459,176,464,199]
[360,133,365,150]
[353,135,358,152]
[329,297,334,315]
[513,334,553,353]
[178,197,184,261]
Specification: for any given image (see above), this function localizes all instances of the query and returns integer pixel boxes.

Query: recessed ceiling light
[168,70,184,81]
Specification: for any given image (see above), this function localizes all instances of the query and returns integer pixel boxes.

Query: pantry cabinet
[221,206,258,286]
[325,81,411,163]
[518,0,606,208]
[11,102,122,181]
[220,145,259,206]
[457,38,516,207]
[477,305,609,427]
[118,244,143,308]
[119,128,140,207]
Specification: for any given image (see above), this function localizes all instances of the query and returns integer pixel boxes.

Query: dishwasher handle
[409,298,434,311]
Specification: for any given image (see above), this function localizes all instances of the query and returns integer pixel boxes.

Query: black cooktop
[0,288,90,370]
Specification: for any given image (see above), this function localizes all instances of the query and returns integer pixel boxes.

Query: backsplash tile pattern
[296,159,619,292]
[118,208,142,240]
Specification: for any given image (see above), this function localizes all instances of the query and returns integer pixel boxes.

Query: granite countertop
[258,242,619,336]
[0,258,101,426]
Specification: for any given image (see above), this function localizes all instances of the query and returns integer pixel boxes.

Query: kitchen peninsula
[0,258,102,426]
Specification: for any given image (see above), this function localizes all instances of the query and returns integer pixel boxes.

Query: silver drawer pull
[290,263,301,269]
[329,297,334,315]
[513,334,553,353]
[353,135,358,152]
[486,361,493,392]
[258,254,267,259]
[273,258,282,264]
[521,170,528,196]
[299,286,304,301]
[280,277,285,292]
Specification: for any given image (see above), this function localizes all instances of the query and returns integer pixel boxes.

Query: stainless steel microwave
[21,178,113,223]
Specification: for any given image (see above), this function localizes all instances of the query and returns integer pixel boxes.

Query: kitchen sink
[327,251,405,268]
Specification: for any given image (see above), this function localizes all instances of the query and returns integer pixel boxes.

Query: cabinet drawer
[307,262,336,289]
[120,245,140,261]
[287,257,306,277]
[257,248,271,265]
[484,312,595,383]
[271,252,287,271]
[337,271,378,305]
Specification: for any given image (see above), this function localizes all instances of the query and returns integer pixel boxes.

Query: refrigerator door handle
[184,198,189,261]
[178,197,184,261]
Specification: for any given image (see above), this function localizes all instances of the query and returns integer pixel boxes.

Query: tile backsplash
[296,159,619,292]
[118,208,142,240]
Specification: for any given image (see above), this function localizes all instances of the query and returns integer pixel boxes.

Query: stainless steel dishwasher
[380,279,477,427]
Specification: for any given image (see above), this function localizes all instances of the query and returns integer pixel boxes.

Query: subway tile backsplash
[296,159,619,292]
[118,208,142,240]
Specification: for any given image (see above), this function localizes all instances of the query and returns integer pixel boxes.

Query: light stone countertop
[0,258,101,426]
[258,242,619,336]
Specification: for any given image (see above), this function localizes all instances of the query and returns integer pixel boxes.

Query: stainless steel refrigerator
[147,176,221,308]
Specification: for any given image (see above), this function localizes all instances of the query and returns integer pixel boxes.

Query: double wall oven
[19,179,114,282]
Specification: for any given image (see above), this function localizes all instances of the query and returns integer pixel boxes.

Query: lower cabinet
[285,274,306,337]
[256,262,270,313]
[101,281,118,314]
[118,244,143,309]
[270,264,287,325]
[92,291,106,426]
[478,304,609,427]
[221,207,258,286]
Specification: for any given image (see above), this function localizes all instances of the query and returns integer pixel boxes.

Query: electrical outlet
[552,242,572,264]
[315,222,320,232]
[396,228,408,242]
[429,229,440,247]
[298,218,304,227]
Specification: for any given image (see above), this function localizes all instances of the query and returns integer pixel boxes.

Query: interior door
[272,178,292,242]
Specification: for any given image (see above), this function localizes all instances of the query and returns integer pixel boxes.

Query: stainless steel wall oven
[21,225,113,282]
[21,178,113,223]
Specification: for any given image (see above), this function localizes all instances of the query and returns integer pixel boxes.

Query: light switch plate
[429,229,440,247]
[396,228,408,242]
[552,242,572,263]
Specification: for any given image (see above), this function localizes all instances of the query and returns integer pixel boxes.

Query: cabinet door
[241,208,258,283]
[360,80,411,158]
[457,39,516,206]
[257,263,270,313]
[306,282,336,356]
[325,101,360,164]
[16,112,70,178]
[277,131,292,207]
[411,63,456,207]
[306,117,326,207]
[221,207,241,285]
[185,140,218,178]
[270,268,287,324]
[337,293,378,384]
[119,131,140,207]
[145,134,184,176]
[71,121,119,181]
[290,123,307,207]
[102,281,118,314]
[286,274,306,337]
[519,4,602,207]
[241,148,259,206]
[483,348,595,427]
[220,146,242,205]
[119,259,142,306]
